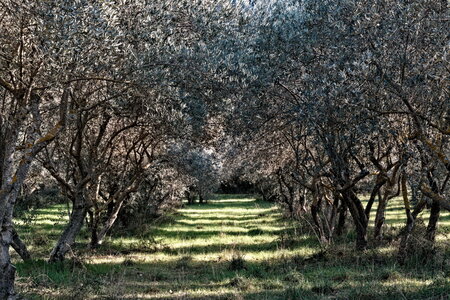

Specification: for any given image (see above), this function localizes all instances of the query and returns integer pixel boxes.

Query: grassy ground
[13,194,450,299]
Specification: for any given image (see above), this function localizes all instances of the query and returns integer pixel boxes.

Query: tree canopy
[0,0,448,298]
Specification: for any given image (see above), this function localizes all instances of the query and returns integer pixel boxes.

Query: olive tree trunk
[11,229,31,261]
[426,200,440,242]
[91,177,143,247]
[49,192,87,262]
[343,191,368,250]
[0,226,16,300]
[95,201,124,246]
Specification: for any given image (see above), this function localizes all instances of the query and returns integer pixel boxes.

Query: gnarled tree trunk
[334,202,347,236]
[374,174,400,240]
[92,178,142,247]
[49,193,87,262]
[343,191,368,250]
[0,225,16,300]
[426,200,440,242]
[397,174,426,265]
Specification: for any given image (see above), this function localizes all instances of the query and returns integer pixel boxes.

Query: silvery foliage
[15,0,237,200]
[168,143,221,199]
[216,0,448,214]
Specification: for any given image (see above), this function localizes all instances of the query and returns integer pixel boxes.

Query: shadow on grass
[14,194,450,300]
[175,215,277,222]
[182,200,271,210]
[16,251,450,300]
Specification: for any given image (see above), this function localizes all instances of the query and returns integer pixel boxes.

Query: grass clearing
[13,195,450,299]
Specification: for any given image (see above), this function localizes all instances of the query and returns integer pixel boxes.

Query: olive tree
[0,0,94,296]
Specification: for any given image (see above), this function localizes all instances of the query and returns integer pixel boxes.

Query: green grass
[13,195,450,299]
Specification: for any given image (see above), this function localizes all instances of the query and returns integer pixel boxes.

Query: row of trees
[0,0,226,297]
[0,0,448,298]
[223,0,448,260]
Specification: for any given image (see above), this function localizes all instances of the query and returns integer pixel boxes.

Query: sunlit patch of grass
[365,196,450,229]
[13,194,450,299]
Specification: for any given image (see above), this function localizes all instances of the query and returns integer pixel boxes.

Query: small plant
[331,273,348,282]
[283,271,304,284]
[31,233,50,247]
[175,255,192,269]
[304,250,327,263]
[284,287,308,299]
[122,258,135,266]
[21,210,39,226]
[277,232,298,249]
[151,270,169,281]
[228,250,246,271]
[379,269,402,281]
[227,275,252,291]
[311,283,335,295]
[128,235,168,253]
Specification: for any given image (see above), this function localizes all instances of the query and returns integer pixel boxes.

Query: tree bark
[343,191,368,250]
[88,211,100,248]
[95,201,124,246]
[374,179,400,239]
[49,196,87,262]
[311,197,326,243]
[365,176,387,220]
[326,194,340,240]
[373,195,387,239]
[425,171,441,242]
[11,228,30,261]
[426,201,440,242]
[335,202,347,236]
[0,226,16,300]
[397,200,426,264]
[89,174,144,247]
[186,190,194,204]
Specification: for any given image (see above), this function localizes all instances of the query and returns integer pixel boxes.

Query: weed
[227,275,253,291]
[122,258,135,266]
[277,232,298,249]
[311,284,335,295]
[31,233,50,247]
[228,250,246,271]
[175,255,192,269]
[283,271,304,284]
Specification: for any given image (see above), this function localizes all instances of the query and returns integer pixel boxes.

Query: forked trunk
[374,182,399,239]
[373,196,387,239]
[365,177,387,220]
[95,201,125,246]
[93,178,142,247]
[343,191,368,250]
[397,200,426,264]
